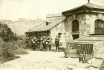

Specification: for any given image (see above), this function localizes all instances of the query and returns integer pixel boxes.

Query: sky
[0,0,104,35]
[0,0,104,21]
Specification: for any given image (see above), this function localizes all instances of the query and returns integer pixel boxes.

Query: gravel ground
[0,51,91,70]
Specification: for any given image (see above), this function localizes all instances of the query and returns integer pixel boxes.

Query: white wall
[50,21,66,47]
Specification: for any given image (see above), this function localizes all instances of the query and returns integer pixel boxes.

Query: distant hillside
[0,18,45,35]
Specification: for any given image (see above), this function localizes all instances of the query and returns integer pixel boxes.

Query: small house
[26,14,66,48]
[62,2,104,55]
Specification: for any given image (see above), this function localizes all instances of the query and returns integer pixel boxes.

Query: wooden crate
[64,49,78,58]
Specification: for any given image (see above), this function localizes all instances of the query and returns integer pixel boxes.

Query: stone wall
[64,13,104,42]
[64,14,86,41]
[93,41,104,54]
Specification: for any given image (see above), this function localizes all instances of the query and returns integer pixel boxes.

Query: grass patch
[0,56,20,63]
[0,38,28,63]
[12,48,29,55]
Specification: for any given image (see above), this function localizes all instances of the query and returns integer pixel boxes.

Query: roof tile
[29,17,65,32]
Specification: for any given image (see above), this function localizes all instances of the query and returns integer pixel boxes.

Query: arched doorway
[95,19,104,34]
[72,20,79,39]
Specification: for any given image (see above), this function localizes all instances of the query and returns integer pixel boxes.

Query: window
[95,19,104,34]
[72,20,79,32]
[58,33,62,38]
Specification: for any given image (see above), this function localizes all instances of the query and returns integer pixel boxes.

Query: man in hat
[55,36,60,52]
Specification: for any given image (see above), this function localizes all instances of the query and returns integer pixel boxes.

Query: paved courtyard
[0,51,92,70]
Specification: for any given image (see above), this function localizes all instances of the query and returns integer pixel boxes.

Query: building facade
[62,3,104,55]
[62,3,104,41]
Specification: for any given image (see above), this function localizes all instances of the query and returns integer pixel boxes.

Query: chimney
[46,22,49,25]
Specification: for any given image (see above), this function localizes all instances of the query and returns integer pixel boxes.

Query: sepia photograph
[0,0,104,70]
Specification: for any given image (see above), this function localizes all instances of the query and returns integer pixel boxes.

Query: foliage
[0,38,14,62]
[0,23,28,63]
[12,48,28,55]
[0,23,17,41]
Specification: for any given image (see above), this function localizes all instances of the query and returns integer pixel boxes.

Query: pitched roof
[62,3,104,15]
[29,17,65,32]
[85,3,104,9]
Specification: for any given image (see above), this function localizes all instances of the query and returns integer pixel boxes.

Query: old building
[26,14,66,48]
[62,2,104,40]
[62,2,104,55]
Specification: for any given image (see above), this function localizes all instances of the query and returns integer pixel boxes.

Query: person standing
[55,36,59,52]
[42,37,46,50]
[39,36,43,51]
[32,37,37,50]
[47,37,52,50]
[45,38,49,51]
[37,38,40,50]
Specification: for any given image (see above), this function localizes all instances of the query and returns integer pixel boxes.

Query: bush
[0,24,17,41]
[17,39,26,48]
[0,37,28,63]
[12,48,28,55]
[1,42,14,56]
[0,23,28,63]
[6,39,28,55]
[0,38,15,63]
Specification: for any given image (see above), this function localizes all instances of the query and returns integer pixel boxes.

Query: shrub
[12,48,28,55]
[0,23,28,63]
[0,38,15,63]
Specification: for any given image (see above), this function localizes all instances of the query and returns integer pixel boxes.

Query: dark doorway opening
[72,20,79,32]
[72,35,79,40]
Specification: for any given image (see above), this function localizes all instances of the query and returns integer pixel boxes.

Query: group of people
[31,36,52,51]
[26,35,60,52]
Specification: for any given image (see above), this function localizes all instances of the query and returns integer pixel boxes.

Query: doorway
[72,34,79,40]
